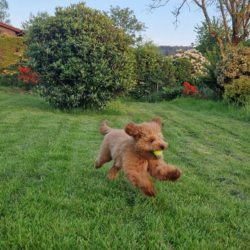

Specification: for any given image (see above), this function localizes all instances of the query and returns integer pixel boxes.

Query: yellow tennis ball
[153,151,163,157]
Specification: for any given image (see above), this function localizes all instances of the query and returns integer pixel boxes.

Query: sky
[6,0,215,46]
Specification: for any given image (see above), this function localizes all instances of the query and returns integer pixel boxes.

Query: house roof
[0,22,24,36]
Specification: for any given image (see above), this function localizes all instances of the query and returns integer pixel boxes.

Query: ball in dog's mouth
[153,150,163,158]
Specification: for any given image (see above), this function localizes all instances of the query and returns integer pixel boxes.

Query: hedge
[0,34,26,70]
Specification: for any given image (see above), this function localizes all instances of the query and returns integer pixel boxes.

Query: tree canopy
[0,0,10,24]
[105,5,147,45]
[22,12,50,33]
[194,17,227,55]
[148,0,250,58]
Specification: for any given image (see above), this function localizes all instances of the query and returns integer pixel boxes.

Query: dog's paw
[94,160,102,169]
[106,174,116,180]
[166,168,182,182]
[106,172,118,180]
[142,186,156,197]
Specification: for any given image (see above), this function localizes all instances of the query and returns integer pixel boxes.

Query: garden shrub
[129,47,205,102]
[136,86,182,103]
[224,76,250,105]
[25,3,136,109]
[0,55,20,87]
[181,82,198,97]
[19,65,39,90]
[162,57,176,87]
[172,49,210,77]
[196,47,224,97]
[162,86,182,100]
[0,72,18,86]
[216,47,250,87]
[142,91,165,103]
[173,58,193,86]
[130,42,165,99]
[0,51,38,89]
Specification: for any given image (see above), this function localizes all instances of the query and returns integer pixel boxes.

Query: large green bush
[25,3,135,109]
[130,43,165,99]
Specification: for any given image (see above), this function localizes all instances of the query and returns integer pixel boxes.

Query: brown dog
[95,118,182,196]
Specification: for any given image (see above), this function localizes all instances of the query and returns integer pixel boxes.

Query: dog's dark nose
[160,145,165,150]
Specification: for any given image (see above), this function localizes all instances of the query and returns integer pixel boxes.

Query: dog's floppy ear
[125,122,141,140]
[151,117,162,128]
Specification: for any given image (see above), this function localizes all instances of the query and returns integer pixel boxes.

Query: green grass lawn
[0,87,249,249]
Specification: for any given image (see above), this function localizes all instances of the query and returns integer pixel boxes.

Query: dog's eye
[150,139,154,143]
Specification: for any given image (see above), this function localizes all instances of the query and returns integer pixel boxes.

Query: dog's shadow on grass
[109,178,139,206]
[87,168,141,206]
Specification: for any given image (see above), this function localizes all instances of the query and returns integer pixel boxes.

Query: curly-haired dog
[95,118,182,196]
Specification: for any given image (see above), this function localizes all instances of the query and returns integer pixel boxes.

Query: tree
[148,0,250,58]
[0,0,10,25]
[25,2,136,109]
[105,5,147,45]
[194,17,227,55]
[22,11,50,33]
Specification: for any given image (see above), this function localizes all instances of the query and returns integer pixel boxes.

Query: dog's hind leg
[95,145,112,169]
[106,165,122,180]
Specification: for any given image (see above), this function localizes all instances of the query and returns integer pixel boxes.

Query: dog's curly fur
[95,118,182,197]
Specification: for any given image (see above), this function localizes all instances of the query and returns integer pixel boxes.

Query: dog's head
[125,118,168,159]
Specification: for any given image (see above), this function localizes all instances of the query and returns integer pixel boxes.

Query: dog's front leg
[124,167,156,197]
[148,161,182,182]
[106,165,122,180]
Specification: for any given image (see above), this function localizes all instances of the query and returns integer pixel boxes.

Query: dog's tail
[99,120,112,135]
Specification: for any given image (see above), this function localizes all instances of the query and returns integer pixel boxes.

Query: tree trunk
[195,0,226,58]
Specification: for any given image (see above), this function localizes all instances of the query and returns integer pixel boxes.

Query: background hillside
[159,45,193,56]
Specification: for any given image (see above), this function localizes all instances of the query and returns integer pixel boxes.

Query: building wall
[0,27,17,37]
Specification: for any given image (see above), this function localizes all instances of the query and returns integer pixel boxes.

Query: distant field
[0,87,249,249]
